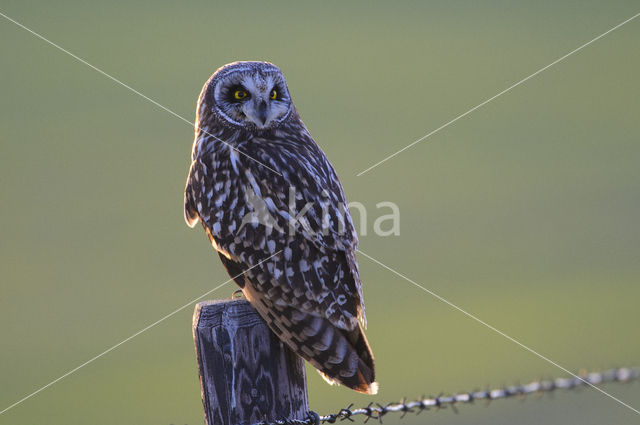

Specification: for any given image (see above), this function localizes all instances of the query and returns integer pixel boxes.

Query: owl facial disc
[209,62,292,130]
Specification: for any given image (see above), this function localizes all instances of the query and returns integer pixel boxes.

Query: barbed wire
[258,367,639,425]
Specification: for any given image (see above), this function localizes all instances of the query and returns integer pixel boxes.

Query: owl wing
[184,161,200,228]
[184,135,366,329]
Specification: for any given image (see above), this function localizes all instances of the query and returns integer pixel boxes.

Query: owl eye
[234,90,248,100]
[269,89,277,100]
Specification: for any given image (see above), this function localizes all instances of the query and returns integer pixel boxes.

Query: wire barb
[256,367,639,425]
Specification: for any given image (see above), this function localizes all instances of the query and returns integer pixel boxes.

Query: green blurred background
[1,1,639,424]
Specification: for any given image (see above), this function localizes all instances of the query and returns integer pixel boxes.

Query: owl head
[199,61,294,131]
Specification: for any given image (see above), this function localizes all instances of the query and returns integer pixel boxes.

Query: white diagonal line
[356,11,640,176]
[357,249,640,415]
[0,251,282,415]
[0,11,282,177]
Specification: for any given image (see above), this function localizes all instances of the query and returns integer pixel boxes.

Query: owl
[184,61,376,394]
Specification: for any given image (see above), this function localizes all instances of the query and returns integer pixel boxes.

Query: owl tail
[254,299,377,394]
[314,323,378,395]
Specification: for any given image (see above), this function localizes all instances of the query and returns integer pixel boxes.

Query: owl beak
[257,100,268,125]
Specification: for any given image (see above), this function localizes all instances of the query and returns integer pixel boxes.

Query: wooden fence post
[193,299,310,425]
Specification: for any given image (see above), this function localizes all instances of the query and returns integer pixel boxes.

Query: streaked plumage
[184,61,376,393]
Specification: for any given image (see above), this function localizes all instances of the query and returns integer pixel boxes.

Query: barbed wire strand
[259,367,639,425]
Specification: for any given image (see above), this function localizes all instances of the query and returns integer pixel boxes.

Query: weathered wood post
[193,299,310,425]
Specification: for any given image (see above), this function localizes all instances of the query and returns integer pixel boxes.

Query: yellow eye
[234,90,248,100]
[270,89,277,100]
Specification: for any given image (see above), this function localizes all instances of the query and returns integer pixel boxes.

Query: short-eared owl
[184,61,376,393]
